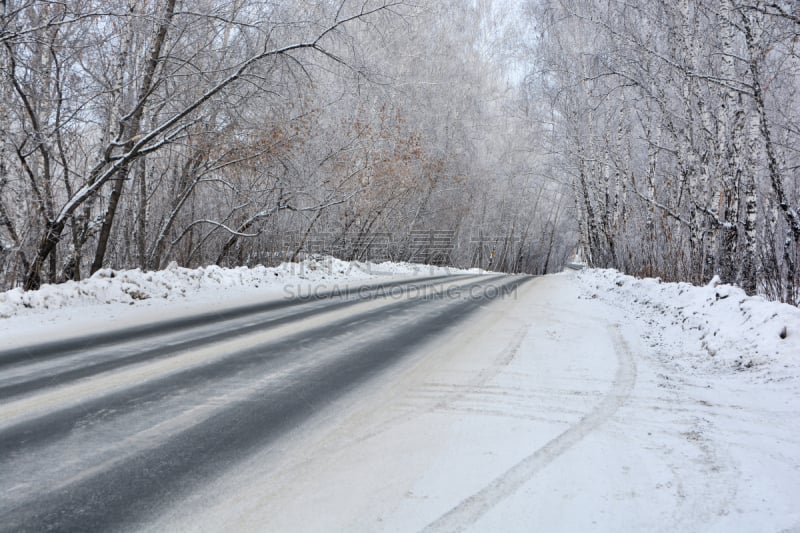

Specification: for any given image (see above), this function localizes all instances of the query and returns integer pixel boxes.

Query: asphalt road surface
[0,274,530,532]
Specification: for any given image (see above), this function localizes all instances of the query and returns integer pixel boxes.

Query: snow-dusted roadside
[576,268,800,378]
[574,268,800,532]
[0,257,478,320]
[0,258,481,353]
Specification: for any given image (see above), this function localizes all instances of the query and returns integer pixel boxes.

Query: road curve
[0,274,530,532]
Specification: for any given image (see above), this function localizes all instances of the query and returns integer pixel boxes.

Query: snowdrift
[577,268,800,377]
[0,257,475,319]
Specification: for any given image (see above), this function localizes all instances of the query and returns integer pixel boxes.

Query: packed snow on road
[1,259,799,532]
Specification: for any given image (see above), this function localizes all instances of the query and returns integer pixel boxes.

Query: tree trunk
[90,0,176,274]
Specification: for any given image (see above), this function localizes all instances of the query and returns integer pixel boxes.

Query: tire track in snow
[320,320,533,454]
[419,324,637,533]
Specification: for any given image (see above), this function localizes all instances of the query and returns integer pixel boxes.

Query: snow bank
[576,268,800,378]
[0,257,477,319]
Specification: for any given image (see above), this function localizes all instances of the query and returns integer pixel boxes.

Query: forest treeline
[528,0,800,304]
[0,0,569,292]
[1,1,798,305]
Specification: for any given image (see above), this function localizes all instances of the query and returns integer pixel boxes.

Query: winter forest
[0,0,798,304]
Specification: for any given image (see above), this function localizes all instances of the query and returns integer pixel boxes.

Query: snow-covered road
[1,268,799,532]
[146,272,800,533]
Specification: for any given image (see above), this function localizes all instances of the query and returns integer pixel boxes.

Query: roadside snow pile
[0,257,473,319]
[576,268,800,378]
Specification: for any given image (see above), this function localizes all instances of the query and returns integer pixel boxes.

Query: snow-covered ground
[2,262,799,531]
[577,268,799,378]
[572,269,800,531]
